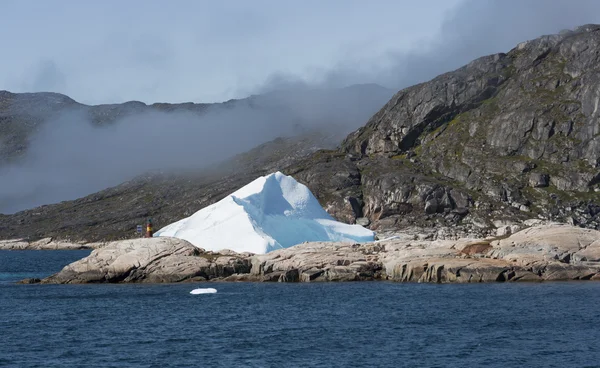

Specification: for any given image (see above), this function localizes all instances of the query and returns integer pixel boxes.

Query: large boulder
[250,241,383,282]
[489,224,600,265]
[40,237,251,284]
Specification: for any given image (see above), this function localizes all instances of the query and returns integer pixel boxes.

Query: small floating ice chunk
[190,288,217,295]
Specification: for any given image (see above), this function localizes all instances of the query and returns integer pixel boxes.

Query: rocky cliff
[289,25,600,237]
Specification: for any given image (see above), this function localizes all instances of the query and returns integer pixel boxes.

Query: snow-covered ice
[154,171,375,254]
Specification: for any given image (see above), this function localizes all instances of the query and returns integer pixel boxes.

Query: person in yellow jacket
[145,218,154,238]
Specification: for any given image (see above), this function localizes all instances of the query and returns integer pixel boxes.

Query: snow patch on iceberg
[154,171,374,254]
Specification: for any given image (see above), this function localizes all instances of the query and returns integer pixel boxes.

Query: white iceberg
[190,288,217,294]
[154,171,374,254]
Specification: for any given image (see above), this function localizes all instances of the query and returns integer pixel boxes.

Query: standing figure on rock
[145,218,154,238]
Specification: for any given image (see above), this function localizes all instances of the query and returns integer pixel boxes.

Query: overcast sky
[0,0,461,104]
[2,0,600,104]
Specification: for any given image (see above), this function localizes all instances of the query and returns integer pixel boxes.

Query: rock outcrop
[40,237,251,284]
[0,238,94,250]
[33,224,600,284]
[287,25,600,234]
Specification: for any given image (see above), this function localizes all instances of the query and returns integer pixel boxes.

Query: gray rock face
[343,53,511,156]
[355,217,370,226]
[529,173,550,188]
[35,225,600,284]
[342,27,600,188]
[289,26,600,232]
[288,154,482,234]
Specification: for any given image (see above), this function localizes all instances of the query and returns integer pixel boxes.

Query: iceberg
[154,171,374,254]
[190,288,217,294]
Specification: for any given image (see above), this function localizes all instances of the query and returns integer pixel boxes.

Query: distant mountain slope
[3,26,600,242]
[0,91,77,160]
[0,134,338,242]
[0,84,393,213]
[0,84,393,164]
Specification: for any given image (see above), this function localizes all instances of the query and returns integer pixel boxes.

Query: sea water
[1,250,600,367]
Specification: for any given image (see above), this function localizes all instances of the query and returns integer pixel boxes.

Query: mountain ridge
[294,24,600,235]
[0,84,393,163]
[1,25,600,242]
[0,83,393,214]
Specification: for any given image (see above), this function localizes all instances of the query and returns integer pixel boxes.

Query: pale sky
[0,0,462,104]
[2,0,600,105]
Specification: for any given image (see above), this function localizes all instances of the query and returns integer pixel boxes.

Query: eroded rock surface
[289,26,600,233]
[0,238,93,250]
[40,237,251,284]
[34,224,600,284]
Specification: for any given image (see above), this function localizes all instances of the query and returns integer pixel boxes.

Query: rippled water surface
[1,250,600,367]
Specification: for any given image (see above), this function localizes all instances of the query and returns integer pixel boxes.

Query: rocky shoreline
[0,238,99,250]
[19,224,600,284]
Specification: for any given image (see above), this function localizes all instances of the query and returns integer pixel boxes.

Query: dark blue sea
[1,250,600,367]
